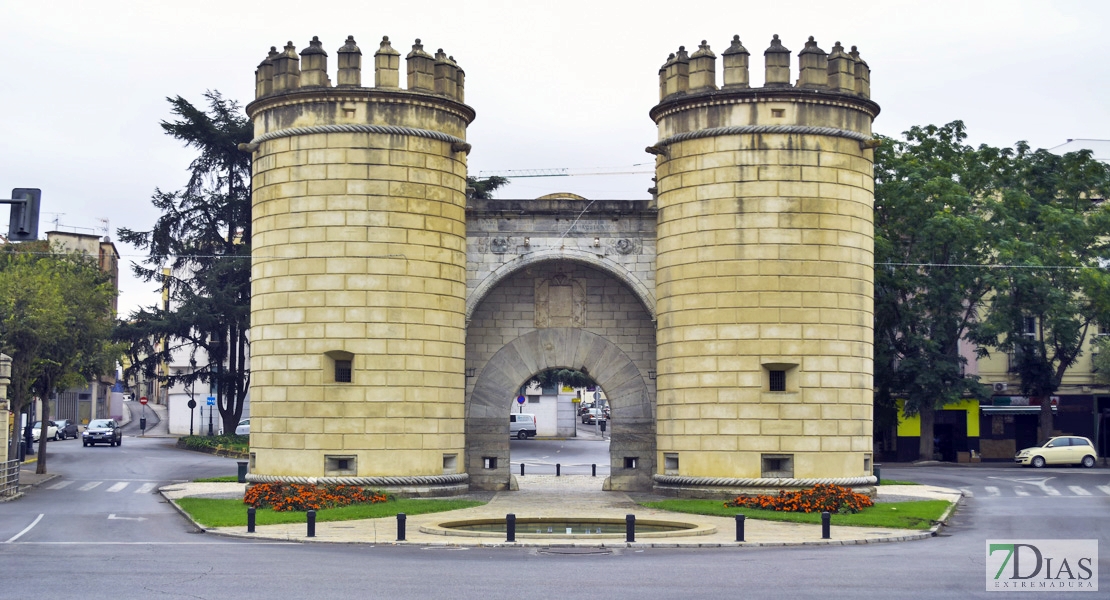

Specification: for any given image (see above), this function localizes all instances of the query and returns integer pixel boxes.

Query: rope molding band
[245,473,469,486]
[246,124,471,154]
[659,124,870,146]
[653,474,877,487]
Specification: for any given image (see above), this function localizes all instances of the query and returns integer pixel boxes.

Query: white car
[235,418,250,436]
[31,421,59,442]
[1016,436,1098,468]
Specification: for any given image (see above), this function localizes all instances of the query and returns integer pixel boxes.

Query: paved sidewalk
[160,476,962,548]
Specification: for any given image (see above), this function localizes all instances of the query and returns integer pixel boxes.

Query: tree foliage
[873,122,997,460]
[975,142,1110,442]
[467,175,509,200]
[528,368,597,390]
[876,120,1110,455]
[116,91,252,435]
[0,242,119,465]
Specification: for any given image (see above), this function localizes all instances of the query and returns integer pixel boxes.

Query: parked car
[54,419,79,440]
[509,413,537,439]
[235,418,250,436]
[31,421,58,442]
[1015,436,1098,468]
[581,408,604,424]
[83,419,122,447]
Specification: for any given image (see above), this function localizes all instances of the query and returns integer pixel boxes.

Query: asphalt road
[2,439,1107,599]
[511,438,611,477]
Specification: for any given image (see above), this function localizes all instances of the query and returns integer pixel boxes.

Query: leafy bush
[178,434,248,453]
[244,482,388,512]
[725,483,875,514]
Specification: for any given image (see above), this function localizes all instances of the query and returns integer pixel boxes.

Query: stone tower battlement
[253,36,466,104]
[656,35,871,102]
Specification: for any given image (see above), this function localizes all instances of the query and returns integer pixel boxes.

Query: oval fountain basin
[422,517,714,539]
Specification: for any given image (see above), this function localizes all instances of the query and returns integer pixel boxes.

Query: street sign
[516,395,525,404]
[593,391,601,401]
[206,396,216,406]
[187,399,196,409]
[139,396,148,405]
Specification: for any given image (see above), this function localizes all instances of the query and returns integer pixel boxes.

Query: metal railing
[1,459,20,498]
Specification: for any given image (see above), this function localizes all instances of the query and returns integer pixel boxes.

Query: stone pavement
[160,476,962,548]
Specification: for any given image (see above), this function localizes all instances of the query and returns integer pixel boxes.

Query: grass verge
[177,497,486,528]
[193,475,240,483]
[639,499,951,530]
[879,479,921,486]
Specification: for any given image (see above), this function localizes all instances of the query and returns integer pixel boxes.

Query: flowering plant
[244,482,388,512]
[724,483,874,514]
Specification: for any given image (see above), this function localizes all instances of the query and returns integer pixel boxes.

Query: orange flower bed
[244,482,388,512]
[724,483,874,514]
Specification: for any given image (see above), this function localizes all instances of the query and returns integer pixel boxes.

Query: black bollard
[626,514,636,542]
[237,461,248,483]
[875,465,882,485]
[556,463,561,477]
[247,507,256,533]
[397,513,406,541]
[592,463,596,477]
[821,511,831,539]
[307,510,316,538]
[506,513,516,542]
[735,514,745,542]
[520,463,525,476]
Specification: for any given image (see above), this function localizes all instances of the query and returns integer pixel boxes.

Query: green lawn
[193,475,240,483]
[639,499,951,530]
[879,480,921,486]
[177,497,486,528]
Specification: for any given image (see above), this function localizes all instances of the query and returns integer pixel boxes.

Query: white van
[509,413,537,439]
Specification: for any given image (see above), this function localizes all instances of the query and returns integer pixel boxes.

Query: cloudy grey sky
[3,0,1108,316]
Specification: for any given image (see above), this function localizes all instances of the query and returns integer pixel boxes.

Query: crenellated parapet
[252,35,467,105]
[656,34,872,101]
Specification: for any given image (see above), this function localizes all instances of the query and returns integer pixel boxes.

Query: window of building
[325,350,354,384]
[769,370,786,392]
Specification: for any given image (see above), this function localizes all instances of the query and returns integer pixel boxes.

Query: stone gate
[243,32,879,496]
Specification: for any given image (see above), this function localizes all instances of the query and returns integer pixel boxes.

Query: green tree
[116,91,252,435]
[0,243,118,467]
[467,175,509,200]
[873,122,998,461]
[976,144,1110,443]
[528,368,597,390]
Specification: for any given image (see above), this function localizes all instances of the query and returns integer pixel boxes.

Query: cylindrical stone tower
[649,36,879,495]
[244,35,474,495]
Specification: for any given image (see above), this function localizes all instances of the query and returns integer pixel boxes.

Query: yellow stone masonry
[246,35,473,481]
[651,35,878,484]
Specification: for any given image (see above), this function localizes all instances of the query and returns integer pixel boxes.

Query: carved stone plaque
[535,273,586,328]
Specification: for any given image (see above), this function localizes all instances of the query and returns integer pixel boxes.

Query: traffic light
[7,188,41,241]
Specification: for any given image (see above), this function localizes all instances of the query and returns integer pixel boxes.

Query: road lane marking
[106,482,129,493]
[1098,485,1110,496]
[4,514,43,543]
[1042,486,1061,496]
[1014,486,1030,497]
[1068,486,1091,496]
[984,486,1000,496]
[47,481,73,490]
[78,481,103,491]
[134,482,157,494]
[108,514,147,521]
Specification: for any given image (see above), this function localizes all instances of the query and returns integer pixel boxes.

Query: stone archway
[466,328,655,491]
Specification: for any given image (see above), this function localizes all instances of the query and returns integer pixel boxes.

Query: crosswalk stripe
[1098,486,1110,496]
[48,481,74,490]
[984,486,1001,496]
[106,482,129,493]
[77,482,102,491]
[1042,486,1061,496]
[1068,486,1091,496]
[1014,486,1030,497]
[134,483,157,494]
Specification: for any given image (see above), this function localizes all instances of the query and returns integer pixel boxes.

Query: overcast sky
[3,0,1108,316]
